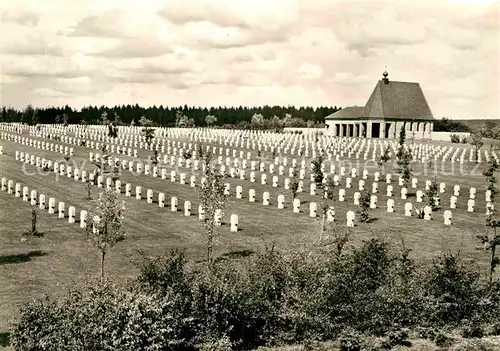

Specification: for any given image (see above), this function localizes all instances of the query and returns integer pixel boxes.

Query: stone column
[395,121,402,139]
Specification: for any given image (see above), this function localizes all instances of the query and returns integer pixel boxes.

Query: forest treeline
[0,104,476,132]
[0,104,339,129]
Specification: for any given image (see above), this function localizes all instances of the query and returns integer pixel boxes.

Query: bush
[11,280,197,350]
[338,328,361,351]
[423,253,481,326]
[451,339,499,351]
[10,240,492,350]
[380,327,411,349]
[460,320,484,339]
[451,134,461,143]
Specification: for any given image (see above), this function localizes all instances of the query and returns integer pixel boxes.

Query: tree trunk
[490,226,497,283]
[31,211,36,234]
[320,213,326,240]
[101,251,106,280]
[207,225,213,265]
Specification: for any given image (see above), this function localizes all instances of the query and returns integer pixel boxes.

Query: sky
[1,0,499,119]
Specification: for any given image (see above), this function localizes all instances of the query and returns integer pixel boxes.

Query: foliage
[426,179,440,211]
[396,128,413,187]
[100,111,110,125]
[85,189,127,278]
[415,206,426,219]
[176,110,195,128]
[424,253,481,326]
[197,143,204,160]
[483,158,499,204]
[183,150,193,160]
[11,238,500,350]
[23,204,42,237]
[470,130,484,162]
[139,116,155,146]
[198,154,229,264]
[85,179,92,200]
[323,175,336,201]
[380,327,411,349]
[311,154,325,192]
[376,146,391,174]
[480,158,500,282]
[4,104,340,127]
[450,134,461,143]
[460,321,484,339]
[324,222,353,258]
[358,191,372,223]
[338,328,361,351]
[10,280,197,351]
[251,113,265,127]
[434,118,470,132]
[24,104,39,126]
[290,168,300,200]
[107,124,118,138]
[205,114,217,126]
[151,149,159,166]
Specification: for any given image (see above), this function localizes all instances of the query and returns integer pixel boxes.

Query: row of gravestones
[7,130,487,217]
[4,127,493,208]
[12,146,374,228]
[8,143,454,227]
[9,123,485,165]
[1,122,479,161]
[10,151,241,232]
[100,149,488,211]
[2,125,488,176]
[14,128,416,183]
[99,150,493,216]
[4,131,489,215]
[0,177,87,226]
[86,151,469,224]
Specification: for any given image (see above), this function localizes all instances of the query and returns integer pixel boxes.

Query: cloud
[297,62,324,80]
[86,38,174,58]
[3,55,90,79]
[2,9,39,26]
[0,0,498,119]
[1,25,63,56]
[158,0,298,29]
[61,10,132,38]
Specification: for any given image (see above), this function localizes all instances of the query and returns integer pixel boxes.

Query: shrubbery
[10,238,500,350]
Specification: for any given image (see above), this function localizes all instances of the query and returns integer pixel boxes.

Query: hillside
[456,119,500,130]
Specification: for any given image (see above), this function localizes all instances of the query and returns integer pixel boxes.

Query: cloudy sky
[1,0,499,119]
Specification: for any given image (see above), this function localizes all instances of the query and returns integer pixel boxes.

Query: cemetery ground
[1,129,500,349]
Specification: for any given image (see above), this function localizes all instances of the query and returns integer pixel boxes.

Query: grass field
[0,127,498,348]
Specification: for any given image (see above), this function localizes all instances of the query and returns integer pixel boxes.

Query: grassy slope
[0,130,498,348]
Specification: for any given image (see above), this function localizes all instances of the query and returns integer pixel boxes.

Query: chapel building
[325,70,435,139]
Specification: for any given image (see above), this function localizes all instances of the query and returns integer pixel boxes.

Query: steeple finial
[383,66,388,78]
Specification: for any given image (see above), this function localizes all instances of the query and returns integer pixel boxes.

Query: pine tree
[198,152,229,264]
[358,191,372,223]
[396,128,412,188]
[479,158,500,282]
[85,189,127,279]
[426,178,440,211]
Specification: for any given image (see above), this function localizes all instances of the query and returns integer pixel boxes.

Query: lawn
[0,127,498,348]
